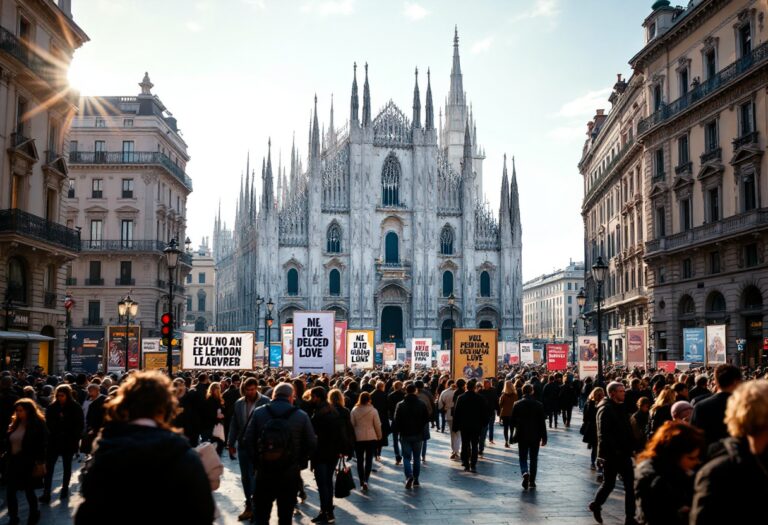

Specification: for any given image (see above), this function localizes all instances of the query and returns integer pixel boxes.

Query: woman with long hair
[5,399,47,525]
[370,381,390,460]
[203,382,225,455]
[498,380,518,448]
[583,386,605,473]
[635,421,704,525]
[350,391,382,491]
[649,386,676,437]
[40,383,83,503]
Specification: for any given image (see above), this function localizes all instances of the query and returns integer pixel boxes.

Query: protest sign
[335,321,347,372]
[347,330,375,369]
[143,351,180,373]
[546,344,569,371]
[269,344,282,368]
[706,324,727,365]
[683,328,705,363]
[281,325,294,367]
[142,338,160,354]
[182,332,255,370]
[452,329,497,380]
[293,311,335,375]
[253,341,265,368]
[656,360,677,373]
[411,338,431,369]
[520,342,534,364]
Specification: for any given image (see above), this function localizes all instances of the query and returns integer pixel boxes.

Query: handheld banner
[269,344,282,368]
[293,311,335,375]
[396,347,407,364]
[683,328,705,363]
[281,325,294,367]
[520,342,534,364]
[335,321,347,372]
[656,360,677,373]
[706,324,727,365]
[411,338,431,369]
[546,344,569,371]
[504,342,520,365]
[578,336,599,379]
[182,332,255,370]
[452,329,497,380]
[437,350,451,372]
[347,330,375,369]
[107,326,141,374]
[626,327,647,368]
[70,329,104,374]
[253,342,265,368]
[382,343,396,364]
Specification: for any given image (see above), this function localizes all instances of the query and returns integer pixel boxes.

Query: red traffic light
[161,313,172,325]
[161,325,172,336]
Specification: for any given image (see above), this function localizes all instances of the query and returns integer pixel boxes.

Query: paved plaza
[0,412,627,524]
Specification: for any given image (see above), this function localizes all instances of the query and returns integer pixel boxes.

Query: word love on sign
[293,311,335,375]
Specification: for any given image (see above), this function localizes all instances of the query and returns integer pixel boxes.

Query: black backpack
[256,406,298,469]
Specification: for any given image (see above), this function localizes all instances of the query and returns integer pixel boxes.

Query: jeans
[236,442,256,503]
[479,425,488,453]
[485,414,495,442]
[518,441,540,481]
[438,410,446,431]
[355,440,377,484]
[44,450,73,496]
[562,406,573,426]
[253,469,298,525]
[400,436,423,480]
[501,416,513,443]
[313,461,336,513]
[547,409,559,428]
[593,456,635,519]
[460,430,480,468]
[391,429,402,460]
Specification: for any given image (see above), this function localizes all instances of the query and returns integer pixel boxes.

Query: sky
[68,0,652,281]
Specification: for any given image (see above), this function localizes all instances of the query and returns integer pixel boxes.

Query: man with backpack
[244,383,316,525]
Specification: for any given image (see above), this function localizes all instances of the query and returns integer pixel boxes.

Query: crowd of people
[0,362,766,524]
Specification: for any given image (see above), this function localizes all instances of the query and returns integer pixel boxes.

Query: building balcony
[82,239,170,253]
[638,42,768,136]
[645,208,768,257]
[82,318,103,326]
[0,208,81,254]
[733,130,759,150]
[584,139,638,205]
[0,25,62,87]
[85,278,104,286]
[115,278,135,286]
[674,161,692,175]
[68,151,193,191]
[700,148,722,164]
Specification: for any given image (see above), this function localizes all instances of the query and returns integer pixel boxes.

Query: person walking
[583,387,605,472]
[370,381,390,460]
[350,392,382,491]
[589,381,638,525]
[498,380,518,448]
[172,377,203,446]
[542,375,561,428]
[479,379,499,451]
[5,399,47,525]
[81,384,106,455]
[202,381,226,454]
[387,381,405,465]
[690,364,742,450]
[393,383,429,488]
[308,386,343,523]
[559,375,578,428]
[40,384,83,503]
[649,386,676,437]
[438,379,460,458]
[511,383,547,489]
[453,379,487,473]
[415,381,433,464]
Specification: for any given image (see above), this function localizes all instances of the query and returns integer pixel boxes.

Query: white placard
[346,330,375,369]
[182,332,255,370]
[293,311,335,375]
[411,338,432,369]
[142,338,160,353]
[520,342,534,364]
[282,325,294,367]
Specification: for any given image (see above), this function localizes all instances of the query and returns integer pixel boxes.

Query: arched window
[480,271,491,297]
[442,271,454,297]
[197,290,206,312]
[329,269,341,296]
[327,223,341,253]
[440,225,454,255]
[706,291,726,313]
[381,153,400,206]
[287,268,299,296]
[742,286,763,310]
[7,257,27,304]
[385,232,399,264]
[679,295,695,316]
[479,320,493,329]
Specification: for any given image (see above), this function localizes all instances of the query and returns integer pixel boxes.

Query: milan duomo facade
[213,30,523,349]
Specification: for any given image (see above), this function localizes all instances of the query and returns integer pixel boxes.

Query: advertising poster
[613,343,624,364]
[504,342,520,366]
[706,324,727,365]
[683,328,706,363]
[142,338,160,354]
[253,341,265,368]
[396,347,407,364]
[70,329,104,374]
[143,352,180,373]
[437,350,451,372]
[656,360,677,373]
[382,343,396,364]
[347,330,375,369]
[520,342,534,364]
[452,329,497,380]
[281,324,294,368]
[578,336,599,379]
[411,338,432,369]
[374,348,383,365]
[334,321,347,372]
[533,342,544,363]
[269,344,282,368]
[546,344,569,371]
[182,332,255,370]
[106,326,141,374]
[431,344,440,367]
[293,311,335,375]
[626,327,647,368]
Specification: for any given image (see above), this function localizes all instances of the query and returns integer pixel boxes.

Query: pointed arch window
[442,271,454,297]
[385,232,399,264]
[480,271,491,297]
[287,268,299,296]
[329,269,341,296]
[381,153,400,206]
[440,225,454,255]
[327,223,342,253]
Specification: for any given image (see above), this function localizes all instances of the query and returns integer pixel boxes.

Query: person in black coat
[688,375,711,404]
[82,384,106,454]
[582,387,605,470]
[559,377,578,428]
[511,383,547,489]
[479,379,499,450]
[75,372,215,525]
[452,379,487,472]
[308,387,343,523]
[172,378,203,446]
[393,383,429,487]
[5,399,48,525]
[542,375,561,428]
[41,384,83,502]
[690,364,742,452]
[387,381,406,464]
[370,381,390,458]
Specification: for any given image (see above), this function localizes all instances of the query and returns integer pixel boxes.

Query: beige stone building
[523,260,585,341]
[63,74,192,339]
[184,238,215,331]
[0,0,88,372]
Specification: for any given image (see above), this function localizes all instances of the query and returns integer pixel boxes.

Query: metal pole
[66,308,72,372]
[167,268,174,377]
[124,313,130,374]
[572,323,576,366]
[596,283,603,385]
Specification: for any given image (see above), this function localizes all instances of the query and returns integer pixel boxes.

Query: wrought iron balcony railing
[733,130,759,150]
[0,26,61,86]
[69,151,193,190]
[115,278,135,286]
[700,147,722,164]
[85,278,104,286]
[82,239,168,252]
[0,208,81,252]
[83,318,103,326]
[674,161,692,175]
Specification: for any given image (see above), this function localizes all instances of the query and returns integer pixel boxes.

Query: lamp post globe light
[265,298,274,353]
[575,288,587,366]
[117,293,138,374]
[448,293,456,350]
[164,238,182,376]
[591,256,609,385]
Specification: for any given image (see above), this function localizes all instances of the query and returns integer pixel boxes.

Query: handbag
[212,422,226,442]
[334,456,355,498]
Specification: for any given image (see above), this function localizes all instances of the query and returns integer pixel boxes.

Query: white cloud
[510,0,560,23]
[548,124,587,143]
[185,21,203,32]
[554,87,612,118]
[241,0,266,8]
[471,36,494,54]
[403,2,429,21]
[300,0,355,16]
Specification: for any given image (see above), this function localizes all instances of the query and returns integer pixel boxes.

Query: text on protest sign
[411,338,432,369]
[182,332,255,370]
[452,329,497,380]
[293,311,335,374]
[346,330,375,369]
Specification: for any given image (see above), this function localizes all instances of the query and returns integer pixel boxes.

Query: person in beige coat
[438,380,460,459]
[350,392,382,491]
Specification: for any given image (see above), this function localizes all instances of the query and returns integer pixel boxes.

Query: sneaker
[405,477,414,489]
[311,512,328,523]
[522,472,530,489]
[449,452,457,460]
[413,478,420,487]
[588,502,603,524]
[326,511,336,524]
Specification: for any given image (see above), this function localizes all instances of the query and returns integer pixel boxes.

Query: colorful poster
[347,330,375,369]
[396,347,407,364]
[533,342,544,363]
[520,342,534,364]
[503,342,520,365]
[546,344,569,371]
[411,338,432,369]
[143,352,180,373]
[334,321,347,372]
[293,311,335,375]
[437,350,451,372]
[281,324,294,368]
[374,348,383,365]
[578,336,599,379]
[452,329,498,380]
[626,327,647,368]
[656,360,677,373]
[382,342,396,364]
[182,332,255,370]
[269,344,282,368]
[683,328,705,363]
[70,329,104,374]
[106,326,141,374]
[706,324,727,365]
[253,342,265,368]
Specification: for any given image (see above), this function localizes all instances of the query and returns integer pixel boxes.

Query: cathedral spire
[311,95,320,165]
[350,62,359,125]
[412,67,421,129]
[362,62,371,126]
[277,150,282,208]
[328,93,335,146]
[425,67,434,130]
[266,138,274,211]
[499,154,510,232]
[510,155,521,239]
[463,120,472,163]
[290,131,297,193]
[449,26,464,106]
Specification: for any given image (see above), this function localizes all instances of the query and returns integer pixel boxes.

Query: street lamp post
[265,298,274,352]
[64,292,74,371]
[163,238,181,376]
[575,288,587,367]
[448,293,456,350]
[591,256,609,385]
[117,293,138,374]
[255,294,263,339]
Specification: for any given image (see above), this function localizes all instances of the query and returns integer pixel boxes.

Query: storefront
[0,330,55,370]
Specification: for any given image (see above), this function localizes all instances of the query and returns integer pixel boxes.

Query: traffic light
[161,312,173,347]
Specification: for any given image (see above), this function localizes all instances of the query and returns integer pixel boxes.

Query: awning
[0,331,55,342]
